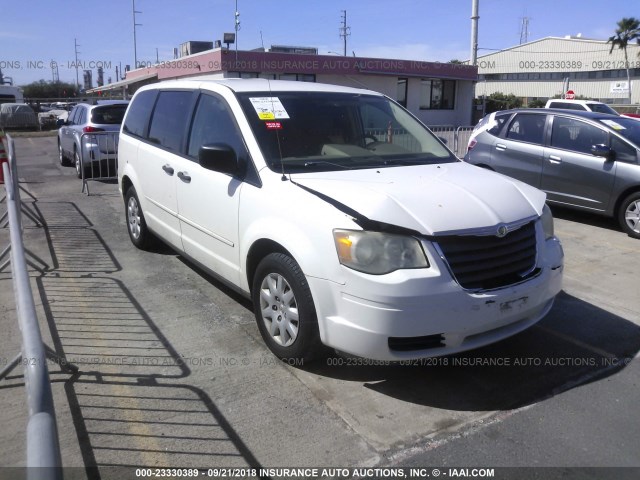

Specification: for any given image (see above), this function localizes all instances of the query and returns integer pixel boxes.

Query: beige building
[475,36,640,105]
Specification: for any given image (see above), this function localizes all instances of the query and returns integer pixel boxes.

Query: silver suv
[465,109,640,238]
[57,100,128,177]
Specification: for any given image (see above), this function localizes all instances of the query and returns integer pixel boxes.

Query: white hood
[291,162,546,236]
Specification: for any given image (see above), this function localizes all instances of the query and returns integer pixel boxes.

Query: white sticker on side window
[249,97,290,120]
[601,119,626,130]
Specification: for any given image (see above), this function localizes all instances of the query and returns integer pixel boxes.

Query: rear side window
[148,91,194,152]
[123,90,157,138]
[91,105,127,124]
[506,113,546,144]
[487,113,510,136]
[77,107,87,125]
[68,106,80,125]
[550,117,608,154]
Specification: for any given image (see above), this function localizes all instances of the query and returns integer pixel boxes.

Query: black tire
[58,141,68,166]
[252,253,323,362]
[74,148,83,178]
[618,191,640,239]
[125,186,153,249]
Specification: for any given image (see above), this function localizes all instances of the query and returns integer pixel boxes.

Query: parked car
[0,103,38,130]
[39,109,68,130]
[119,79,563,362]
[544,98,620,115]
[57,100,128,178]
[465,108,640,238]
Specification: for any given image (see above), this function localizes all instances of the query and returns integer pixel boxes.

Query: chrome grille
[435,221,538,290]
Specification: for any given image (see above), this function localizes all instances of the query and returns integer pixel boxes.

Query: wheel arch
[612,185,640,218]
[245,239,293,295]
[121,175,134,204]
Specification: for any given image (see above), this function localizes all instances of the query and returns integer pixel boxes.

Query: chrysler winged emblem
[496,224,509,238]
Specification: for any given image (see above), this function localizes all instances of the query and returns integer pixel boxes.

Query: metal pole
[470,0,479,66]
[343,10,347,56]
[74,38,80,92]
[133,0,142,68]
[235,0,240,62]
[3,138,63,479]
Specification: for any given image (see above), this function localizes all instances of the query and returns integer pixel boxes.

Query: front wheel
[252,253,322,362]
[618,192,640,239]
[58,141,68,166]
[125,186,153,249]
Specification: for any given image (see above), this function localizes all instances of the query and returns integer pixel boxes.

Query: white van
[118,78,563,362]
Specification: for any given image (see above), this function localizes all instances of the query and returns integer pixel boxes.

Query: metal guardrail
[428,125,475,158]
[79,131,119,195]
[454,126,475,158]
[364,125,475,158]
[0,134,65,480]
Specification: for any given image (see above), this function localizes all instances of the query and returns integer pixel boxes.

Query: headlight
[333,230,429,274]
[541,204,554,239]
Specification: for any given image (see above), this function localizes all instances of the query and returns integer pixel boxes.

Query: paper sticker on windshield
[601,119,626,130]
[249,97,290,120]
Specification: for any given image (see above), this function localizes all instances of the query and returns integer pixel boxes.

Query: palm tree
[608,17,640,104]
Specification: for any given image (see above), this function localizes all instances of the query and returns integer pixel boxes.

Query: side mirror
[198,143,245,176]
[591,144,613,159]
[56,119,66,127]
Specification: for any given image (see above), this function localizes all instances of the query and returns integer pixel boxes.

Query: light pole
[470,0,480,123]
[339,10,350,56]
[74,38,81,92]
[133,0,142,69]
[470,0,479,66]
[234,0,240,62]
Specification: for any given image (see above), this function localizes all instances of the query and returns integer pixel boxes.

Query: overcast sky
[1,0,638,85]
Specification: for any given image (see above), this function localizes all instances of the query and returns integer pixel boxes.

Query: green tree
[21,80,78,99]
[482,92,522,114]
[527,99,546,108]
[607,17,640,104]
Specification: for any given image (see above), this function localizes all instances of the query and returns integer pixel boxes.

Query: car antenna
[266,78,288,181]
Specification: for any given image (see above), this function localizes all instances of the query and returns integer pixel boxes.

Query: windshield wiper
[380,156,453,166]
[303,160,350,169]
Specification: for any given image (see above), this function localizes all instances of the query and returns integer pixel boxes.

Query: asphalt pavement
[0,135,638,480]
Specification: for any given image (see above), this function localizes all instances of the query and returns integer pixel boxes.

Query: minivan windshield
[236,92,458,173]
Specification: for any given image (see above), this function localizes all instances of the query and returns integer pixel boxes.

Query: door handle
[177,171,191,183]
[548,155,562,164]
[495,143,507,151]
[162,164,174,175]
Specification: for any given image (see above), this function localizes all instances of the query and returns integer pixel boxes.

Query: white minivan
[118,78,563,362]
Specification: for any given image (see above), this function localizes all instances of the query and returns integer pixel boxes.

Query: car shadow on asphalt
[302,290,640,411]
[548,204,621,234]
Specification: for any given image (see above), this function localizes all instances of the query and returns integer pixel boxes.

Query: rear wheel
[252,253,322,362]
[125,186,153,249]
[74,148,83,178]
[618,192,640,239]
